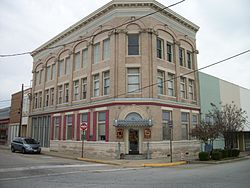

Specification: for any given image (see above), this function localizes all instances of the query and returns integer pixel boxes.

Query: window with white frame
[51,64,56,80]
[168,73,175,96]
[103,71,110,95]
[35,71,39,86]
[187,51,192,69]
[81,77,87,99]
[65,57,71,75]
[50,88,54,106]
[39,69,43,84]
[66,115,73,140]
[189,79,194,100]
[128,34,139,55]
[58,85,63,104]
[93,74,99,97]
[82,48,88,67]
[180,77,186,99]
[179,47,184,66]
[103,38,110,60]
[167,42,173,62]
[44,89,49,107]
[181,112,189,140]
[157,38,164,59]
[73,80,79,101]
[74,52,81,71]
[64,83,69,103]
[162,110,172,140]
[46,66,51,82]
[127,68,140,93]
[93,43,100,64]
[58,60,64,77]
[38,91,42,108]
[157,70,164,95]
[54,116,60,140]
[192,114,198,129]
[34,93,38,109]
[97,112,106,141]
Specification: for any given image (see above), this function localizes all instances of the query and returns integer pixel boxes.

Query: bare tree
[209,102,247,149]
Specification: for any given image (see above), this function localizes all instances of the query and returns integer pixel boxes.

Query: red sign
[80,122,88,131]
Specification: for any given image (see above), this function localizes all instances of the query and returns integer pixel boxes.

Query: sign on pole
[80,122,88,131]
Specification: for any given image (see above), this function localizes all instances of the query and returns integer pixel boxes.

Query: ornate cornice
[31,1,199,57]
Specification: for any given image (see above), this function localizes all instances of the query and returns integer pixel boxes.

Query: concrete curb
[143,161,187,167]
[189,156,250,165]
[77,157,122,166]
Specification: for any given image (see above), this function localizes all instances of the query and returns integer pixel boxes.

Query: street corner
[76,157,122,166]
[143,161,187,167]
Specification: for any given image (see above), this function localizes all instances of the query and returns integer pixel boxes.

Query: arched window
[125,112,142,121]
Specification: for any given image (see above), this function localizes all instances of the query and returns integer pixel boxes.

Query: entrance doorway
[129,129,139,154]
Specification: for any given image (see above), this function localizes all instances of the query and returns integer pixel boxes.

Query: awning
[113,119,153,127]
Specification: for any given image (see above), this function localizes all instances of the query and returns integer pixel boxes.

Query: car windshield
[24,138,38,144]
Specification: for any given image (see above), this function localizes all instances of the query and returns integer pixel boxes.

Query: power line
[0,0,185,58]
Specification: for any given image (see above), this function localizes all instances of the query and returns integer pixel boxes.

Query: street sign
[80,122,88,131]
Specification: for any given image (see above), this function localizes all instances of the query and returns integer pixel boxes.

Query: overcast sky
[0,0,249,108]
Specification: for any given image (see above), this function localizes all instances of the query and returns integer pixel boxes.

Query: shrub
[199,152,210,161]
[221,149,228,158]
[231,149,240,157]
[211,151,222,160]
[227,149,233,157]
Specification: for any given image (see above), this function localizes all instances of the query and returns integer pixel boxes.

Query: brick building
[0,107,10,145]
[30,0,200,160]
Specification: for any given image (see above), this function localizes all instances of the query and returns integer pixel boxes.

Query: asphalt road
[0,149,250,188]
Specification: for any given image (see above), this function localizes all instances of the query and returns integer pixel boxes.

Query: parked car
[11,137,41,154]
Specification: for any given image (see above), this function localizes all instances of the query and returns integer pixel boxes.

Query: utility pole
[18,84,24,137]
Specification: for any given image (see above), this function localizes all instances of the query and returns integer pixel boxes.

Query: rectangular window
[157,70,164,95]
[58,60,64,77]
[103,38,110,60]
[46,66,51,82]
[179,47,184,66]
[58,85,63,104]
[81,113,88,140]
[93,43,100,64]
[38,91,42,108]
[181,112,189,140]
[39,70,43,84]
[74,52,81,71]
[66,115,73,140]
[189,79,194,100]
[54,117,60,140]
[187,51,192,69]
[34,93,38,109]
[98,112,106,141]
[168,73,175,96]
[73,80,79,101]
[50,88,54,106]
[64,83,69,103]
[192,114,198,129]
[180,77,186,99]
[35,71,39,86]
[167,43,173,62]
[82,48,88,67]
[162,111,172,140]
[127,68,140,93]
[93,74,99,97]
[51,64,56,80]
[81,77,87,99]
[157,38,164,59]
[128,34,139,55]
[45,89,49,107]
[103,71,110,95]
[65,57,71,75]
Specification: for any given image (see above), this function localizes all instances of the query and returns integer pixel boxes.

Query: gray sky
[0,0,250,108]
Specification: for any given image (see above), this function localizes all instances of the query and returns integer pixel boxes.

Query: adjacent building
[199,72,250,151]
[0,107,10,145]
[30,0,200,160]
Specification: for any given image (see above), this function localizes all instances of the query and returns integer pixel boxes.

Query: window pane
[98,112,106,121]
[103,39,110,60]
[82,48,88,67]
[128,34,139,55]
[65,57,70,74]
[93,43,100,64]
[74,52,81,70]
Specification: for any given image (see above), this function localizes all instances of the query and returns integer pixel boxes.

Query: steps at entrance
[124,154,147,160]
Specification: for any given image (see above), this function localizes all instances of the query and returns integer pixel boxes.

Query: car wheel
[22,148,26,154]
[11,147,15,153]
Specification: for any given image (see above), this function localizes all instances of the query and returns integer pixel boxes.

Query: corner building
[30,0,200,160]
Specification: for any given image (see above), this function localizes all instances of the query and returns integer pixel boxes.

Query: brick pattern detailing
[76,113,80,141]
[105,110,109,142]
[93,111,97,141]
